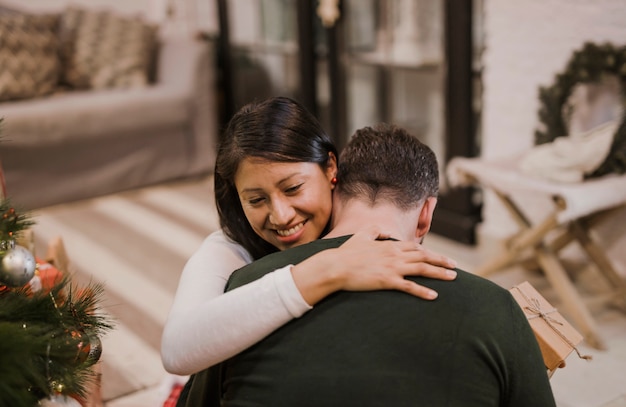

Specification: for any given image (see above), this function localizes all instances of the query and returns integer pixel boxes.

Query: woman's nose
[268,199,295,226]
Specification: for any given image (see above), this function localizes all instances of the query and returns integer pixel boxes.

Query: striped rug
[29,175,219,405]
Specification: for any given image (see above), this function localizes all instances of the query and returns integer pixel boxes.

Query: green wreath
[534,42,626,178]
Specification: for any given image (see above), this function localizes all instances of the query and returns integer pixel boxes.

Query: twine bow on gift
[514,286,592,361]
[525,297,562,325]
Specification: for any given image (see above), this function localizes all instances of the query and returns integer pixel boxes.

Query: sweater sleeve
[161,230,312,375]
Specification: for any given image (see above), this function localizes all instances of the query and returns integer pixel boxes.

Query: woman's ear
[326,152,338,180]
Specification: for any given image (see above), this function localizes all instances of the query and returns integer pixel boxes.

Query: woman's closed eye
[284,183,303,194]
[242,183,303,206]
[247,196,266,206]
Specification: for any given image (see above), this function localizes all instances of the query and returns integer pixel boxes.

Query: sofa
[0,5,219,210]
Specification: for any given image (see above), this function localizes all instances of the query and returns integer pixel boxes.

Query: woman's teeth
[276,222,304,237]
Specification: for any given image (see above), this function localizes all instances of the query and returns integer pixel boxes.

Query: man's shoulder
[409,267,513,307]
[454,268,506,292]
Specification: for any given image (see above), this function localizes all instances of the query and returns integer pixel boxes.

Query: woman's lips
[275,221,305,237]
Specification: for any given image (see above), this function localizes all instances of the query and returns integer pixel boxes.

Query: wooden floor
[29,175,626,407]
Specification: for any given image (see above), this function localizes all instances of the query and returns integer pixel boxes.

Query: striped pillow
[59,7,158,90]
[0,13,60,102]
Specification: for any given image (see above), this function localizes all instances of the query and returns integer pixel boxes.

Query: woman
[161,97,456,376]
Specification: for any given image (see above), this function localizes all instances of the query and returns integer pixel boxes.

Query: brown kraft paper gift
[509,281,590,374]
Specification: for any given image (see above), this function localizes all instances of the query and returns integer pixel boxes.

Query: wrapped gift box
[509,281,585,372]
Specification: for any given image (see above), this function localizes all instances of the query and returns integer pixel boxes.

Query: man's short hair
[337,123,439,210]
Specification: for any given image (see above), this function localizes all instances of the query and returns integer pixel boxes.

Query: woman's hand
[291,226,457,306]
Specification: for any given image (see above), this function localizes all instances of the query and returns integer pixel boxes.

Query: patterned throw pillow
[0,13,60,102]
[59,7,157,90]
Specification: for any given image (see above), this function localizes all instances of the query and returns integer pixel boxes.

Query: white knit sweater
[161,230,311,375]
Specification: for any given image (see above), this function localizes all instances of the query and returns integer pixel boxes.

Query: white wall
[481,0,626,273]
[483,0,626,159]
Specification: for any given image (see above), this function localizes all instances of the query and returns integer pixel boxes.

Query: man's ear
[416,197,437,241]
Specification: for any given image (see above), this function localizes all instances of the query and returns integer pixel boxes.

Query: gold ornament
[49,381,65,394]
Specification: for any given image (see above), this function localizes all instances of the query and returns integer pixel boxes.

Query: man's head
[331,123,439,242]
[336,123,439,209]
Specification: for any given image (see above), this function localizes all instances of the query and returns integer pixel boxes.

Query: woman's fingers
[388,265,455,300]
[346,228,458,270]
[412,263,458,280]
[381,263,455,300]
[350,225,393,241]
[332,232,459,300]
[399,242,458,270]
[396,279,439,300]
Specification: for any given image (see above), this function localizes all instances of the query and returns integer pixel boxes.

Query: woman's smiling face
[234,157,336,251]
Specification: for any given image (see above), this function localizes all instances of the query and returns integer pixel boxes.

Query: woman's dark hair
[214,96,338,260]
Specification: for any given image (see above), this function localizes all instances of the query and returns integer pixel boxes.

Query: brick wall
[480,0,626,274]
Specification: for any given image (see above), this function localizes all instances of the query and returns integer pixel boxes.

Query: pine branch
[0,277,114,405]
[0,200,35,242]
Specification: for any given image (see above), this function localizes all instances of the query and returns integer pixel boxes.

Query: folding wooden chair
[447,156,626,350]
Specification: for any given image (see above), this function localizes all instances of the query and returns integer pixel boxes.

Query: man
[186,124,556,406]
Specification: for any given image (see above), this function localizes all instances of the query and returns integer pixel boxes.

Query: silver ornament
[87,334,103,365]
[0,244,36,287]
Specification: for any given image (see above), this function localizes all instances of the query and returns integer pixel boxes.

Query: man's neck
[325,199,420,241]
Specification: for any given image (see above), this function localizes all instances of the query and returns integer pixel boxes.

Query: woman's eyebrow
[239,172,306,194]
[276,172,307,185]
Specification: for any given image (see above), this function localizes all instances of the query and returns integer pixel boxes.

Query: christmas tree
[1,121,113,406]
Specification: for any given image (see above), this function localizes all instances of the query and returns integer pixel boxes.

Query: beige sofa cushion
[1,86,190,145]
[59,7,157,90]
[0,13,60,101]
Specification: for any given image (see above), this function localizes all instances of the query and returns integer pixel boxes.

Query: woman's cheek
[243,206,263,232]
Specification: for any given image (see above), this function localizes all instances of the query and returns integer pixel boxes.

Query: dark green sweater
[186,236,556,407]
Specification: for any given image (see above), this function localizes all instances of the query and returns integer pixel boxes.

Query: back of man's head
[337,124,439,210]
